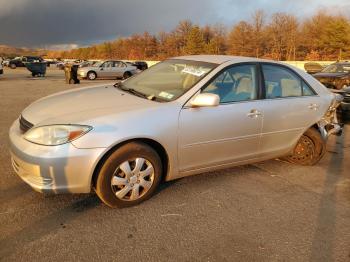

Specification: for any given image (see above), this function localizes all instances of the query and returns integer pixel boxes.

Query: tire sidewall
[95,142,162,208]
[123,71,131,79]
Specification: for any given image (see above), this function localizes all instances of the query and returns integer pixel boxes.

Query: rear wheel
[123,71,132,80]
[95,142,162,208]
[283,128,326,166]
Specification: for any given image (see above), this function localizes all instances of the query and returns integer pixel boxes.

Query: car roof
[172,55,269,65]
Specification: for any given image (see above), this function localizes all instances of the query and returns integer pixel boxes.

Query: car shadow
[0,194,100,258]
[309,130,346,261]
[0,183,32,203]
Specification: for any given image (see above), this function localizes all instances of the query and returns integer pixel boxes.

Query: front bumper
[9,120,106,194]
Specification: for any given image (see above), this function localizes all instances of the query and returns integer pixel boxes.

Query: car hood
[21,84,157,125]
[313,72,348,79]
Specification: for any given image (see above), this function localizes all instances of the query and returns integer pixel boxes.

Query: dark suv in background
[313,62,350,89]
[313,62,350,115]
[8,56,43,69]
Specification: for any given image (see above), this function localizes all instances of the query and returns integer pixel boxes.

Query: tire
[123,71,132,80]
[69,78,75,84]
[87,71,97,80]
[283,127,326,166]
[10,64,16,69]
[95,142,162,208]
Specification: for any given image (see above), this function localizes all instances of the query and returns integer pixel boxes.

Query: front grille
[19,115,33,133]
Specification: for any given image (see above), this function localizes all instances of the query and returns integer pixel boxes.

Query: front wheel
[283,127,326,166]
[87,71,97,80]
[10,64,16,69]
[95,142,162,208]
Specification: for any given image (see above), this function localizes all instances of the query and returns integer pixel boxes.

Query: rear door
[114,61,127,78]
[259,63,322,158]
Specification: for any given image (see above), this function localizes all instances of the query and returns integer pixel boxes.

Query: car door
[114,61,127,78]
[178,64,263,173]
[259,63,322,158]
[98,61,113,78]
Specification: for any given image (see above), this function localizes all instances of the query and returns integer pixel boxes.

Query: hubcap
[111,158,154,201]
[88,73,96,80]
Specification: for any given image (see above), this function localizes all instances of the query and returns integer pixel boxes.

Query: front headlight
[24,125,92,146]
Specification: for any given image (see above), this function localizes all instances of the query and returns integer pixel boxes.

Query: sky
[0,0,349,49]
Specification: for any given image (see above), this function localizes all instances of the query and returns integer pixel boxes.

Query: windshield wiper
[114,82,149,99]
[113,82,168,102]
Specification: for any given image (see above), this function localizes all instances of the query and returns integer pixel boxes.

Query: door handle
[308,103,319,110]
[247,109,262,118]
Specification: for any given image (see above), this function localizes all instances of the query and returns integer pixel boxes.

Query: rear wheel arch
[91,138,169,188]
[311,123,322,135]
[282,125,326,165]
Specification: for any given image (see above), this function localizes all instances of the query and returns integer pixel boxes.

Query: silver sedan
[77,60,138,80]
[9,55,342,207]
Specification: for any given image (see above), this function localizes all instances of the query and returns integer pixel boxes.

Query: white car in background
[78,60,138,80]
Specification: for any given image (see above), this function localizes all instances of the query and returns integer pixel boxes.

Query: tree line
[46,10,350,61]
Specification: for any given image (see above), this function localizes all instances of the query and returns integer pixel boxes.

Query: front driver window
[102,61,113,68]
[202,64,258,103]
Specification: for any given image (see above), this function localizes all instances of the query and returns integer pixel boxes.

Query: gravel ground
[0,67,350,262]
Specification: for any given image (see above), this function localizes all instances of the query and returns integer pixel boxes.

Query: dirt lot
[0,67,350,262]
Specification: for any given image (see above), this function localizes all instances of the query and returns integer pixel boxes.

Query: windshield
[93,61,103,67]
[322,64,350,73]
[121,59,217,102]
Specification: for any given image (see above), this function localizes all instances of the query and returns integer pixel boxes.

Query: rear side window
[115,61,126,68]
[262,64,315,98]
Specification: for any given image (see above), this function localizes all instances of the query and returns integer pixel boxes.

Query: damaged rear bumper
[318,93,343,139]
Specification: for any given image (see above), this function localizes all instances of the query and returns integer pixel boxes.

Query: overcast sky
[0,0,349,49]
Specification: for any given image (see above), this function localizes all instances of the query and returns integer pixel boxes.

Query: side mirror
[190,93,220,108]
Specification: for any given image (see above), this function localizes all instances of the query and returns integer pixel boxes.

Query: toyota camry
[9,55,342,207]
